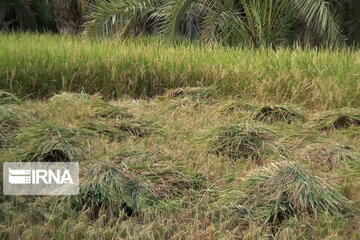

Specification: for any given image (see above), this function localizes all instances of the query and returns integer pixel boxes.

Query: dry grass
[115,149,205,199]
[313,108,360,131]
[69,162,144,220]
[201,122,284,161]
[215,162,358,227]
[254,104,306,124]
[1,91,360,239]
[0,90,21,105]
[158,86,217,101]
[48,92,133,121]
[83,119,159,141]
[0,105,32,148]
[15,124,88,162]
[218,99,258,114]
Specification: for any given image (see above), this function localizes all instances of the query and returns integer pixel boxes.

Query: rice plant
[0,91,21,105]
[0,105,31,148]
[93,102,133,120]
[69,162,145,219]
[341,160,360,179]
[218,99,257,114]
[296,138,360,170]
[201,122,282,161]
[158,86,217,102]
[2,33,360,109]
[15,124,87,162]
[254,105,306,124]
[313,108,360,131]
[49,92,133,120]
[216,162,358,226]
[82,120,128,141]
[115,149,205,199]
[83,119,158,141]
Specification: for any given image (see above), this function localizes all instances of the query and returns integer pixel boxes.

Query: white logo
[8,168,74,185]
[3,162,79,195]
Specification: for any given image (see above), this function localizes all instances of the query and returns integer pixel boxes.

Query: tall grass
[1,33,360,109]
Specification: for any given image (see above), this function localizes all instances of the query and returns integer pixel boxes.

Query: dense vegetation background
[1,1,360,239]
[1,0,360,47]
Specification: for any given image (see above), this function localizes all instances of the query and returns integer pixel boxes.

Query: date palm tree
[83,0,342,47]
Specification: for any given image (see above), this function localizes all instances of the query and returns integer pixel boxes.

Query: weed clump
[15,125,86,162]
[70,162,143,219]
[242,162,357,225]
[314,108,360,131]
[254,105,306,124]
[202,122,280,161]
[0,91,21,105]
[83,119,158,141]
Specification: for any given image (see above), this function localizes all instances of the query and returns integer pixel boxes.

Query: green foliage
[83,0,165,39]
[83,0,343,46]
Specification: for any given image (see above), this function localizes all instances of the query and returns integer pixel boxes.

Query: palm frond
[153,0,195,37]
[83,0,163,39]
[292,0,341,45]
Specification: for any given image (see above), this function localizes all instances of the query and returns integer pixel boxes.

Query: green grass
[1,33,360,109]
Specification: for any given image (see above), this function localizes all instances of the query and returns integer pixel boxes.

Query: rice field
[1,33,360,110]
[1,87,360,239]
